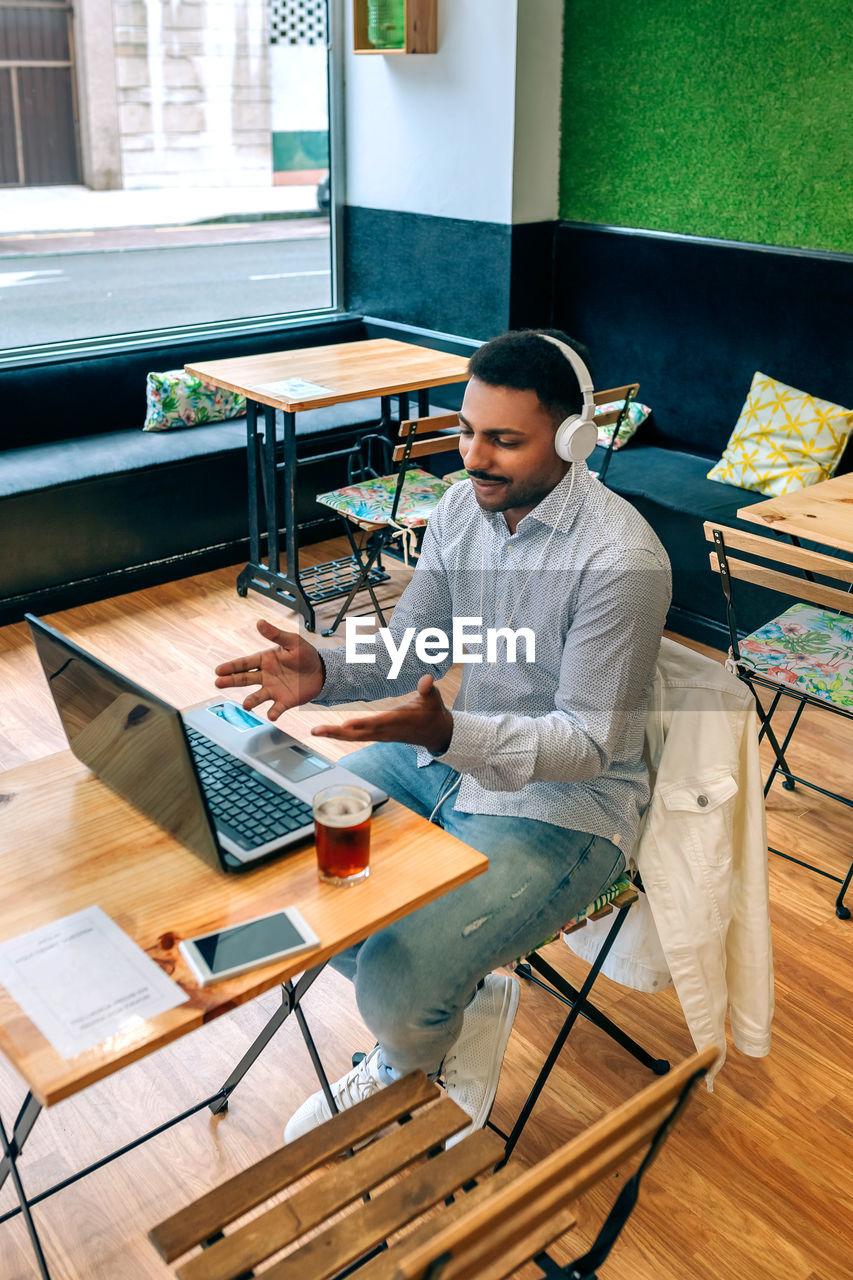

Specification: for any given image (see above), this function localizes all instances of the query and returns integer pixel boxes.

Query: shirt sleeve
[437,547,671,789]
[314,500,456,705]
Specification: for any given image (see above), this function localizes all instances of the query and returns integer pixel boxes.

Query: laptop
[27,615,387,874]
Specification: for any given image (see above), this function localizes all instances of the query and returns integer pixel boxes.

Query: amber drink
[313,785,372,885]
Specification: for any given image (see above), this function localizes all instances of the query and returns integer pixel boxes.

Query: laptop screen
[27,616,223,871]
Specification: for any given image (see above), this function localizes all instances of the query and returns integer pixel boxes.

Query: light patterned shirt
[316,461,671,852]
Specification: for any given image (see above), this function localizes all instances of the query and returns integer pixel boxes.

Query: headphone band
[536,332,598,463]
[536,333,595,412]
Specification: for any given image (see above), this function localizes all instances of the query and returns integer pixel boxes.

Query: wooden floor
[1,537,851,1280]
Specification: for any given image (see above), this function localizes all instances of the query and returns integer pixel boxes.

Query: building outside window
[0,0,336,353]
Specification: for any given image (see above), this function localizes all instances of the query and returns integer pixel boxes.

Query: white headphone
[537,333,598,463]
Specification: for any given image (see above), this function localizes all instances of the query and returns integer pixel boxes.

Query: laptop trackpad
[264,743,331,782]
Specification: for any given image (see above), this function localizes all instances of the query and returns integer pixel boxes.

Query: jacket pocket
[656,770,738,866]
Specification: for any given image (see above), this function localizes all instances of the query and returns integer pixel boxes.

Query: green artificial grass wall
[559,0,851,253]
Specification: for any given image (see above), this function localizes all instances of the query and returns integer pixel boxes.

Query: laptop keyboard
[186,727,314,852]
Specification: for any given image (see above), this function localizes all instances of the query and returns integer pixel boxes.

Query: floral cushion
[143,370,246,431]
[707,371,853,496]
[443,468,469,484]
[594,399,651,451]
[514,874,635,960]
[316,467,451,529]
[564,874,635,928]
[736,602,853,708]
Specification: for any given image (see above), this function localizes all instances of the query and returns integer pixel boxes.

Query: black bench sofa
[0,315,473,626]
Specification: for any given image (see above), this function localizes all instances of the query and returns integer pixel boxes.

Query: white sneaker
[441,973,520,1146]
[283,1043,388,1143]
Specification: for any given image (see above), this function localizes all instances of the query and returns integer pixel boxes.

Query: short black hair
[467,328,593,423]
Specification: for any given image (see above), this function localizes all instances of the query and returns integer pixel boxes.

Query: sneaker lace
[439,1047,461,1086]
[334,1048,384,1110]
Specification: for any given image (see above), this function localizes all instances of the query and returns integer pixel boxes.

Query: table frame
[0,965,334,1280]
[237,387,431,632]
[186,339,470,634]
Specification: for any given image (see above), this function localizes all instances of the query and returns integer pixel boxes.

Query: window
[0,0,339,354]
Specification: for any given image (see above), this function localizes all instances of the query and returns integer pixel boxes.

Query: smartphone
[178,907,320,985]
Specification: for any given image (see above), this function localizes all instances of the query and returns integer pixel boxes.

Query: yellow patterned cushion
[707,371,853,496]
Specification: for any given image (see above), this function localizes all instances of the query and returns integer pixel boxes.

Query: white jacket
[567,637,773,1085]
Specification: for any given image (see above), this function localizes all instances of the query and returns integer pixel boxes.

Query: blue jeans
[332,742,626,1077]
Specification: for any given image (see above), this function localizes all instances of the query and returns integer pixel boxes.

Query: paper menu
[253,377,333,399]
[0,906,189,1059]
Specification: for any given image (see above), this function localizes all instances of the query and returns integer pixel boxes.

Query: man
[215,329,671,1143]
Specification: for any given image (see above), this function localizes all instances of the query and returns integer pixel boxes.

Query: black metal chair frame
[418,1056,712,1280]
[710,526,853,919]
[492,880,671,1163]
[525,1059,710,1280]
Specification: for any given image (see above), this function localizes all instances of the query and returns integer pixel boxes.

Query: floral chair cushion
[514,874,636,960]
[736,602,853,708]
[564,874,635,929]
[143,370,247,431]
[594,399,651,451]
[316,467,452,529]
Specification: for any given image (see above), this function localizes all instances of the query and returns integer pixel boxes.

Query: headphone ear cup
[554,414,578,461]
[555,415,598,462]
[569,418,598,462]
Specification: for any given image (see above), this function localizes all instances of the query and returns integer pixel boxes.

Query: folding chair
[497,873,670,1161]
[315,412,462,636]
[149,1047,715,1280]
[705,521,853,918]
[591,382,640,486]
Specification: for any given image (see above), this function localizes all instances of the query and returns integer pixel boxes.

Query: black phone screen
[194,913,308,974]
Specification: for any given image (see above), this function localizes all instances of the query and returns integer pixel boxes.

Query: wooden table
[186,339,470,632]
[0,747,486,1276]
[738,471,853,554]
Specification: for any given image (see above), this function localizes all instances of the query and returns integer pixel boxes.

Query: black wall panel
[553,224,853,457]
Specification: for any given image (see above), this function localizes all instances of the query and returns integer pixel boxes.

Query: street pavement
[1,235,332,346]
[0,183,332,347]
[0,217,328,258]
[0,182,319,236]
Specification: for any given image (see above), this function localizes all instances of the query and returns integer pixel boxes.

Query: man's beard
[469,473,556,513]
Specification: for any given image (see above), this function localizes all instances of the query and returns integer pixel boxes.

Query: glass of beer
[313,784,372,885]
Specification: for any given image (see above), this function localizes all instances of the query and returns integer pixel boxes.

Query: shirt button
[697,794,709,807]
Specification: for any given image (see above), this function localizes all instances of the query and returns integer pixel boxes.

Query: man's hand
[214,619,325,721]
[311,674,453,755]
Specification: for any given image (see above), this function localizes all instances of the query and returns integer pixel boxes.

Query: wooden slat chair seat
[150,1048,716,1280]
[313,412,461,635]
[503,874,670,1160]
[704,521,853,918]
